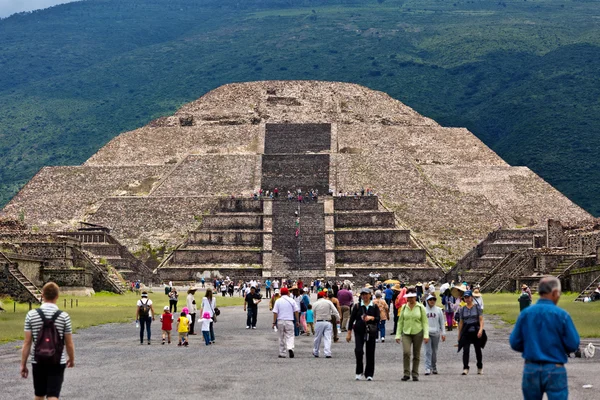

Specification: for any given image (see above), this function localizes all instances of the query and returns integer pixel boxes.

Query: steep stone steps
[7,264,41,303]
[575,273,600,301]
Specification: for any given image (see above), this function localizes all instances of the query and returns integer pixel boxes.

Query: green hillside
[1,0,600,214]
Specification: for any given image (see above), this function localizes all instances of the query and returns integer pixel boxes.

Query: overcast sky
[0,0,80,18]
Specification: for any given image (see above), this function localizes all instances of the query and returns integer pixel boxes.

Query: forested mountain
[1,0,599,214]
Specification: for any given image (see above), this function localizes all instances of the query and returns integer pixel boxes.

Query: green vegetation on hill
[1,0,600,215]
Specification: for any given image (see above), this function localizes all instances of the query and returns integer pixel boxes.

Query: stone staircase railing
[477,249,524,290]
[1,252,41,303]
[575,273,600,302]
[555,258,583,280]
[494,252,534,293]
[377,199,446,272]
[479,250,532,293]
[75,249,124,294]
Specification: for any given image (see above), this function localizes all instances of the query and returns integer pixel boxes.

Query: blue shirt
[266,280,271,288]
[509,298,580,364]
[306,309,314,323]
[384,288,393,300]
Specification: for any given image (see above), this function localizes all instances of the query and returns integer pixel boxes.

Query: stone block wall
[335,249,426,264]
[0,264,39,303]
[334,212,395,228]
[334,196,378,211]
[261,154,330,194]
[172,249,262,264]
[264,123,331,154]
[42,269,92,287]
[202,215,263,230]
[188,231,263,246]
[335,230,410,246]
[218,198,263,213]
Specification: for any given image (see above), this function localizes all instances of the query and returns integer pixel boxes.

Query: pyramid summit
[0,81,590,281]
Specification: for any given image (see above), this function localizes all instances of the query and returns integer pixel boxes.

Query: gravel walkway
[1,298,598,399]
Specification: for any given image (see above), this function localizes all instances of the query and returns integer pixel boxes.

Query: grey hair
[538,277,561,295]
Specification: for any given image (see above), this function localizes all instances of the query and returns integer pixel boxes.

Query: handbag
[208,300,219,322]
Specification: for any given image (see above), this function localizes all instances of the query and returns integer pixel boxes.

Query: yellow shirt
[177,316,189,333]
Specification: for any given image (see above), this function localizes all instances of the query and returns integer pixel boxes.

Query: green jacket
[395,303,429,339]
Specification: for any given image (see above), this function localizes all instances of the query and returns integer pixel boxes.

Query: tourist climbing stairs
[575,273,600,302]
[1,253,41,303]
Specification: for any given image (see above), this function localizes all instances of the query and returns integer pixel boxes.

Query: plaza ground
[0,294,599,399]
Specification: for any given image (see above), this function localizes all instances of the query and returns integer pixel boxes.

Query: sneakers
[288,349,294,358]
[425,369,431,376]
[355,374,363,381]
[412,376,419,381]
[381,337,385,343]
[162,340,165,345]
[366,376,373,381]
[326,356,332,359]
[432,369,438,375]
[477,368,483,375]
[246,326,250,329]
[252,326,257,329]
[401,376,410,381]
[147,341,151,345]
[462,369,469,375]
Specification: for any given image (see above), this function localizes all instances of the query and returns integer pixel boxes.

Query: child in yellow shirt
[177,310,190,346]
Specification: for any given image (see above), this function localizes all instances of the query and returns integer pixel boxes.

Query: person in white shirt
[272,287,300,358]
[311,292,340,358]
[424,294,446,375]
[200,289,217,344]
[199,312,213,345]
[187,287,197,335]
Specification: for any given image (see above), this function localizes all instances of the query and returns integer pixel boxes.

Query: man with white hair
[510,276,580,400]
[312,291,340,358]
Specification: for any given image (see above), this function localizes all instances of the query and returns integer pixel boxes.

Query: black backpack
[139,299,150,318]
[34,309,64,365]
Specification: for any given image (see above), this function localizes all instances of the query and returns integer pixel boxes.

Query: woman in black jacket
[346,288,381,381]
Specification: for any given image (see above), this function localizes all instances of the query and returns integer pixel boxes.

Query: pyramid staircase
[1,252,41,303]
[478,250,534,293]
[575,273,600,302]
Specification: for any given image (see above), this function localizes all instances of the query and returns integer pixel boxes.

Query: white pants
[277,320,295,356]
[313,321,332,357]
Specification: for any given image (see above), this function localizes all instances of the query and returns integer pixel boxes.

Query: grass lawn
[483,293,600,338]
[0,290,244,344]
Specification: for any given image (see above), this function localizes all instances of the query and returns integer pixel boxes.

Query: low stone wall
[335,266,444,285]
[82,243,121,257]
[335,230,410,246]
[335,249,426,264]
[218,199,263,213]
[42,269,93,288]
[202,215,263,230]
[479,242,533,256]
[157,266,263,282]
[172,249,262,264]
[567,267,600,293]
[333,196,378,211]
[188,231,263,246]
[334,212,395,228]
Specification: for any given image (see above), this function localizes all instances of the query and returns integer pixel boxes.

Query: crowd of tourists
[20,275,583,399]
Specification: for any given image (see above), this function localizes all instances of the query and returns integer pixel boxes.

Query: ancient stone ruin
[0,81,593,290]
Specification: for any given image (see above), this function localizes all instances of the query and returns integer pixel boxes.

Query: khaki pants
[340,306,350,331]
[331,315,339,341]
[402,330,424,378]
[277,320,295,357]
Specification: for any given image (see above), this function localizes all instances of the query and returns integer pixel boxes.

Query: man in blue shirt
[384,285,394,308]
[509,277,580,400]
[265,279,272,299]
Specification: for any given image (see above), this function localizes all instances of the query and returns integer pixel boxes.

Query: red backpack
[34,309,64,365]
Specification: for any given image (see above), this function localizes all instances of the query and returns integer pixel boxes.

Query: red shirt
[161,313,173,331]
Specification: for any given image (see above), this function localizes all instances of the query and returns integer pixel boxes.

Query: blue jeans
[246,308,257,327]
[378,320,386,339]
[202,331,211,345]
[139,317,151,343]
[522,363,568,400]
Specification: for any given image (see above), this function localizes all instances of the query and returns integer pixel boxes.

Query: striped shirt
[24,303,72,364]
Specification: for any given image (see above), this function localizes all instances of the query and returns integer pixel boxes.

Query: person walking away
[441,288,456,331]
[312,292,340,358]
[200,289,217,344]
[337,284,353,332]
[200,277,205,288]
[176,310,190,346]
[392,284,407,335]
[291,286,302,336]
[395,287,429,381]
[269,289,281,310]
[164,282,172,297]
[306,304,315,336]
[169,288,178,313]
[518,291,532,311]
[199,312,213,346]
[328,291,342,343]
[510,277,580,400]
[457,290,484,375]
[373,290,389,343]
[384,285,394,308]
[186,287,197,335]
[472,288,484,310]
[347,288,380,381]
[300,288,311,333]
[265,279,272,299]
[272,287,300,358]
[424,294,446,375]
[136,291,155,345]
[160,306,173,345]
[21,282,75,400]
[244,286,261,329]
[221,282,227,297]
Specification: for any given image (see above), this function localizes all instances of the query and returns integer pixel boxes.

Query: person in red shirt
[160,306,174,344]
[298,280,304,290]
